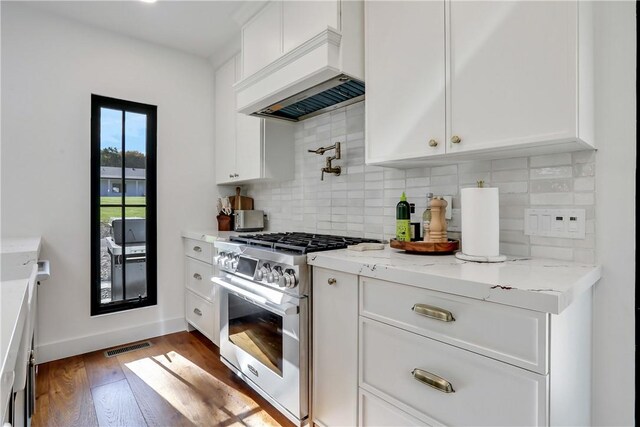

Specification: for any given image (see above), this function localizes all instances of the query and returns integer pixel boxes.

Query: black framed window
[91,95,157,315]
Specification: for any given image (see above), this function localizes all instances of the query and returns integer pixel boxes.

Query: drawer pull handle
[412,303,455,322]
[193,273,202,280]
[193,308,203,316]
[193,246,202,253]
[327,278,337,285]
[411,368,455,393]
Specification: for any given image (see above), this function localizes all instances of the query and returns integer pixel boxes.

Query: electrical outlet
[448,208,461,232]
[524,208,586,239]
[442,195,453,220]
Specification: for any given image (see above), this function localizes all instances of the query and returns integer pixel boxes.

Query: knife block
[217,214,233,231]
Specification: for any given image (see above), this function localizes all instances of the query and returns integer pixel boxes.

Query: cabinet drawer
[360,318,548,426]
[359,389,427,427]
[185,290,215,341]
[360,277,548,373]
[183,238,213,264]
[185,257,214,301]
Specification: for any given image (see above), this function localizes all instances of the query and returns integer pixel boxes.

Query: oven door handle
[212,277,299,316]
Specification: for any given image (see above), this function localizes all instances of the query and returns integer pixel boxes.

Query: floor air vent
[104,341,152,358]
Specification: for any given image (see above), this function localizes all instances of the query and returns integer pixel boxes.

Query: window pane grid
[92,94,156,316]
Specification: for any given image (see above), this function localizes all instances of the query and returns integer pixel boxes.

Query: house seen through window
[91,95,157,315]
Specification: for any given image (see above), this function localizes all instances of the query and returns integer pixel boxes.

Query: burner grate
[229,232,381,254]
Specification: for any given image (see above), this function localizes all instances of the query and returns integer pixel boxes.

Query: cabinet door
[365,1,446,164]
[283,0,339,53]
[235,114,263,181]
[312,268,358,427]
[215,57,237,184]
[242,1,283,78]
[448,1,577,153]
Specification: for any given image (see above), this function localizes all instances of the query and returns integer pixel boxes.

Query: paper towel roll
[461,187,500,257]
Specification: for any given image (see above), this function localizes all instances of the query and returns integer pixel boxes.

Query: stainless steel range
[212,232,380,426]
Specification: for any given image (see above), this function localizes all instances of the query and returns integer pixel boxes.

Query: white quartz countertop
[182,230,232,243]
[307,247,601,314]
[0,278,29,422]
[1,236,41,281]
[181,230,261,243]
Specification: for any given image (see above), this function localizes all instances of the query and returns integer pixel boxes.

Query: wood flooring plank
[31,392,50,427]
[84,349,126,389]
[47,355,99,427]
[163,331,293,427]
[117,338,194,427]
[91,379,147,427]
[36,362,50,397]
[33,331,294,427]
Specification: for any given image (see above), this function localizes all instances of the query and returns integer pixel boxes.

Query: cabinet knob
[451,135,461,144]
[327,278,337,285]
[234,173,239,177]
[193,246,202,253]
[193,273,202,281]
[193,308,203,316]
[229,174,234,178]
[428,139,438,147]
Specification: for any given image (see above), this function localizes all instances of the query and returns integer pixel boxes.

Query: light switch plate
[524,208,586,239]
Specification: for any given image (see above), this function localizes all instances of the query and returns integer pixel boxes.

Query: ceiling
[25,1,259,59]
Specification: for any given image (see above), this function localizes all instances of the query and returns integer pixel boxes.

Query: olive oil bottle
[395,192,411,242]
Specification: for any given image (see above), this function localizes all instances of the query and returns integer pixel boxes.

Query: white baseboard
[36,316,187,363]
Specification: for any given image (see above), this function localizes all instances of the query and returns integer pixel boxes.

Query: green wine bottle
[396,192,411,242]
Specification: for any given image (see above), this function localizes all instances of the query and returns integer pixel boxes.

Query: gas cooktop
[229,232,381,255]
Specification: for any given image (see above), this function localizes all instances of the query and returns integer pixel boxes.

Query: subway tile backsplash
[240,102,596,263]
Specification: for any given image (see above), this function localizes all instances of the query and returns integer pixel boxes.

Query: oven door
[214,275,308,422]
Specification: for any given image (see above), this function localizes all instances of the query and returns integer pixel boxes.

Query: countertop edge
[307,251,601,315]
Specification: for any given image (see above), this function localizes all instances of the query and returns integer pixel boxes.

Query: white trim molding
[36,316,187,363]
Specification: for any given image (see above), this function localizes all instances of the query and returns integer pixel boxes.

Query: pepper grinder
[429,197,448,242]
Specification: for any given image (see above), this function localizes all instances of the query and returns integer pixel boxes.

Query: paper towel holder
[455,183,507,263]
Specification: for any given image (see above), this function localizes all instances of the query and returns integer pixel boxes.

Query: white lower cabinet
[359,389,429,427]
[312,267,359,427]
[311,269,592,426]
[183,238,219,346]
[360,318,546,426]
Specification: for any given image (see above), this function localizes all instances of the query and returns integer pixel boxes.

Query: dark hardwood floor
[32,331,295,427]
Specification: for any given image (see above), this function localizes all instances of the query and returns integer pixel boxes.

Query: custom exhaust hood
[252,75,365,122]
[235,26,365,122]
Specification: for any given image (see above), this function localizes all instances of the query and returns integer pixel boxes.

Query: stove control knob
[257,264,271,281]
[216,252,227,266]
[279,272,298,288]
[267,266,282,283]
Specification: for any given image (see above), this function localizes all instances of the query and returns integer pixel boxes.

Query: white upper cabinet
[215,54,294,185]
[365,1,595,166]
[448,1,578,154]
[283,1,340,53]
[365,1,446,163]
[215,57,237,184]
[241,1,283,78]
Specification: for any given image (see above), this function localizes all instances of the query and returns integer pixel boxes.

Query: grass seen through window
[100,196,146,222]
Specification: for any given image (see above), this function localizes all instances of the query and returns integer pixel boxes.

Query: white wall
[1,4,218,362]
[592,2,636,425]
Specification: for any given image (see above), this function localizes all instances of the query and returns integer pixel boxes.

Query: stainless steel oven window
[228,293,284,376]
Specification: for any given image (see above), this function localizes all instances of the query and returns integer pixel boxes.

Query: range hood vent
[253,75,365,122]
